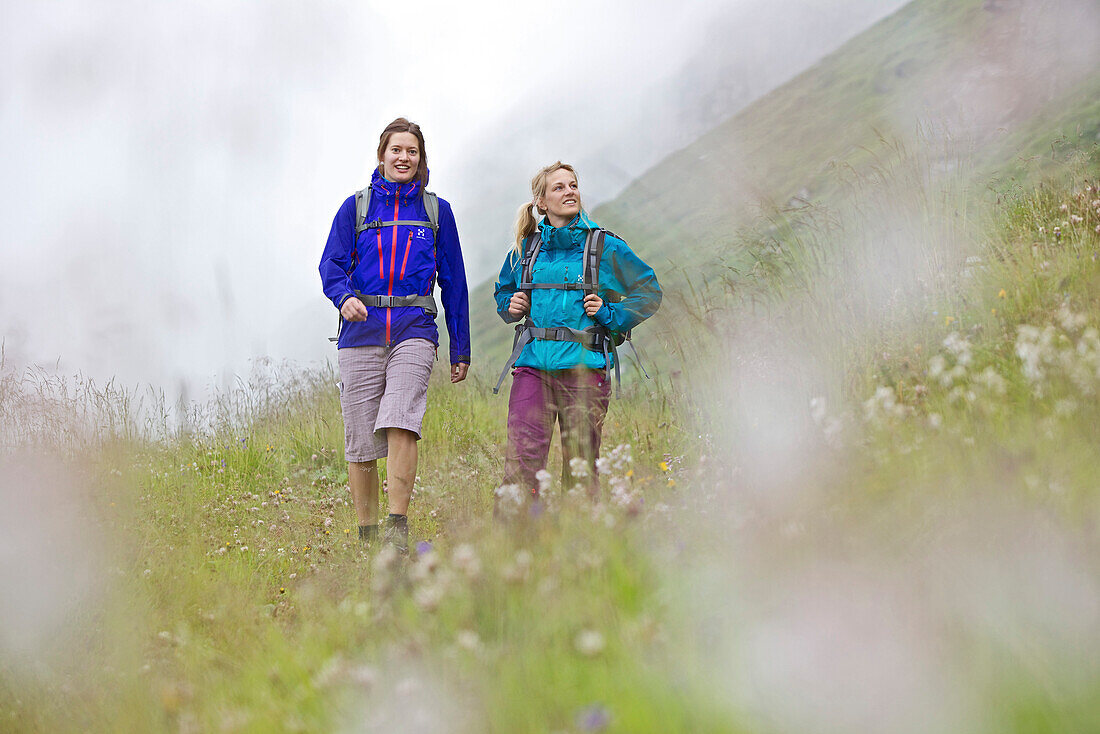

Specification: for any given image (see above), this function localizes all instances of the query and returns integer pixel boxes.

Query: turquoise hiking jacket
[494,211,661,372]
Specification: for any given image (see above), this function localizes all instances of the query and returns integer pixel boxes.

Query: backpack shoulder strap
[422,190,439,236]
[520,230,543,290]
[583,228,606,288]
[354,186,372,231]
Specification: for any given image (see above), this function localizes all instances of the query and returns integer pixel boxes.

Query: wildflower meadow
[3,149,1100,732]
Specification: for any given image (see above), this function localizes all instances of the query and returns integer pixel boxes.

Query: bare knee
[388,428,417,446]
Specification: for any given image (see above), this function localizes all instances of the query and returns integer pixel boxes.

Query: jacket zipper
[562,262,570,316]
[400,233,412,280]
[376,230,384,281]
[386,195,399,344]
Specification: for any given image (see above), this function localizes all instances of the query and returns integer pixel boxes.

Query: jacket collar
[370,167,424,204]
[537,210,596,245]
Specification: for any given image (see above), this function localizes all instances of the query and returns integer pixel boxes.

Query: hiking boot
[383,519,409,555]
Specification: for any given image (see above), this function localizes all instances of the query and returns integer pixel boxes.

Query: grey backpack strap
[585,229,605,288]
[423,190,439,236]
[355,186,372,231]
[356,218,435,234]
[518,231,543,294]
[493,323,533,395]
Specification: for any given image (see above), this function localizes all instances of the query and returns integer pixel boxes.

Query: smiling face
[379,131,421,184]
[538,168,582,227]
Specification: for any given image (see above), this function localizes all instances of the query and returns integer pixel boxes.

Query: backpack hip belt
[492,319,619,396]
[354,293,438,313]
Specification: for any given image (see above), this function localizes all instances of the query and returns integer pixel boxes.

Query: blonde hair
[512,161,579,258]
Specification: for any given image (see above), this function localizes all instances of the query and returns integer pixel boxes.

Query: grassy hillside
[469,0,1100,375]
[3,159,1098,734]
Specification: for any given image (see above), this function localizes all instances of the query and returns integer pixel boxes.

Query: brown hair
[512,161,579,257]
[376,117,429,187]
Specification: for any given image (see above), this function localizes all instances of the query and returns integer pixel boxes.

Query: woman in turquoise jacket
[494,161,661,496]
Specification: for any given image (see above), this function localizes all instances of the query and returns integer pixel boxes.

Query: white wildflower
[1057,304,1087,332]
[451,543,481,580]
[863,386,909,423]
[568,456,590,478]
[606,444,633,473]
[409,551,441,583]
[494,484,526,518]
[574,630,605,657]
[809,397,827,425]
[1015,324,1056,385]
[413,583,444,612]
[1054,399,1079,416]
[976,366,1007,396]
[348,665,377,690]
[928,355,947,381]
[942,331,972,365]
[455,630,480,651]
[371,546,401,595]
[502,549,533,584]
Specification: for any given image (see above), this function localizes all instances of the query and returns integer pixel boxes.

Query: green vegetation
[3,148,1097,734]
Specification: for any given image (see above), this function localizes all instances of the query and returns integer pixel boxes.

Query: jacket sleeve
[318,195,358,310]
[595,237,662,333]
[434,199,471,365]
[494,247,523,324]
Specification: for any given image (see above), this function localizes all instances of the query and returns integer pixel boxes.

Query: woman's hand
[507,292,530,318]
[340,297,368,322]
[583,293,604,317]
[451,362,469,383]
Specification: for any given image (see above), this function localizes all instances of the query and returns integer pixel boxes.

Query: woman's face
[380,131,420,184]
[538,168,581,225]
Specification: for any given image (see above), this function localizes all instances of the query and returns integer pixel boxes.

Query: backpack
[492,227,647,397]
[330,185,440,342]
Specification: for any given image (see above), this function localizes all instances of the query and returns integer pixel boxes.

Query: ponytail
[512,201,539,260]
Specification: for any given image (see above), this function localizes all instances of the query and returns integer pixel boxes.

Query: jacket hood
[370,167,428,204]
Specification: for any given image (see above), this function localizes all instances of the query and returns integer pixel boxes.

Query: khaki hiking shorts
[337,338,436,462]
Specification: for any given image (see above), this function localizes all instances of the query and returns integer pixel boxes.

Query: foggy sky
[0,0,907,395]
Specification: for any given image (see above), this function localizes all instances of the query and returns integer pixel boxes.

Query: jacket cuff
[594,304,614,327]
[452,355,471,365]
[336,293,353,309]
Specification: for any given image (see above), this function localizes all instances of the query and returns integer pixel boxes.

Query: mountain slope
[467,0,1100,376]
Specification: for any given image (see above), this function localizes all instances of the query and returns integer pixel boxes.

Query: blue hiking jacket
[494,211,661,372]
[319,170,471,365]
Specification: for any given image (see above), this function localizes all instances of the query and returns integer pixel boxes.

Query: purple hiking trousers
[502,366,611,494]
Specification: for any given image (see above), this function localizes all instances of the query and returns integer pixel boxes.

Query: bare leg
[385,428,418,515]
[348,460,379,525]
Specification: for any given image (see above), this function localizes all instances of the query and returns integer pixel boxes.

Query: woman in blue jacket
[494,161,661,497]
[319,117,470,552]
